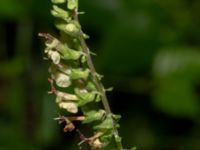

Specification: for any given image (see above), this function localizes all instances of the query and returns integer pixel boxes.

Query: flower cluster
[39,0,122,149]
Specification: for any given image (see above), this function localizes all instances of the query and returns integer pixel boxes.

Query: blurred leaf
[0,0,28,19]
[36,95,59,145]
[0,57,25,78]
[153,49,200,118]
[0,123,35,150]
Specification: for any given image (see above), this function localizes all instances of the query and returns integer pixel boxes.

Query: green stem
[79,36,112,114]
[79,32,123,150]
[74,4,123,150]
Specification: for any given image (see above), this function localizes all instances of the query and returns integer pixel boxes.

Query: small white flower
[56,91,78,101]
[48,50,60,64]
[54,72,71,87]
[46,39,59,49]
[58,102,78,113]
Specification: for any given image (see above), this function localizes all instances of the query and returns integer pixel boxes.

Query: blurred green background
[1,0,200,149]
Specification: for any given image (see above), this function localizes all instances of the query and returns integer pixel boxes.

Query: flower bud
[83,110,106,124]
[81,55,86,63]
[59,47,82,60]
[75,88,96,106]
[54,72,71,87]
[86,81,96,91]
[94,114,114,130]
[66,23,78,33]
[55,22,80,36]
[71,68,90,80]
[58,102,78,113]
[51,5,70,21]
[67,0,78,10]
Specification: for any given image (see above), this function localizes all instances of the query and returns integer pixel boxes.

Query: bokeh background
[1,0,200,149]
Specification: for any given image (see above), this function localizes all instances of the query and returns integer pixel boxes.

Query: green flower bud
[54,72,71,87]
[86,81,97,91]
[67,0,78,10]
[83,110,106,124]
[51,5,70,21]
[94,114,114,130]
[48,50,61,64]
[99,132,113,146]
[51,0,66,4]
[95,94,101,102]
[42,33,81,60]
[58,102,78,113]
[59,47,82,60]
[66,23,79,33]
[56,91,78,101]
[55,21,80,36]
[71,68,90,80]
[75,88,96,106]
[81,55,86,63]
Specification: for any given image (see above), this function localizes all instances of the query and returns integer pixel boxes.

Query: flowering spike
[39,0,127,149]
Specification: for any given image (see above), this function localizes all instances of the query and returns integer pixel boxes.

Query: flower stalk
[39,0,127,149]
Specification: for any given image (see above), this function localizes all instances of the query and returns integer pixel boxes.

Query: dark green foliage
[1,0,200,150]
